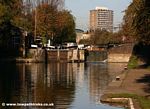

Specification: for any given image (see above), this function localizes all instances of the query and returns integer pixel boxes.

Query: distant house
[76,29,84,44]
[9,26,34,57]
[82,33,91,39]
[76,29,91,44]
[7,26,22,49]
[0,26,25,57]
[10,27,34,49]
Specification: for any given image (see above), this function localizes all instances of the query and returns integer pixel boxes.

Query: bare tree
[23,0,64,10]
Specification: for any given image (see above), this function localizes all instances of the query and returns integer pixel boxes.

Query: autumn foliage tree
[0,0,76,48]
[123,0,150,45]
[35,2,76,45]
[54,10,76,44]
[35,3,57,38]
[79,29,121,45]
[0,0,23,47]
[123,0,150,64]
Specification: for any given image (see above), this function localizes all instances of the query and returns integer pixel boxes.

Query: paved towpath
[101,68,150,109]
[104,68,150,97]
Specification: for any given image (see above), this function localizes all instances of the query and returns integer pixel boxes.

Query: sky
[65,0,132,31]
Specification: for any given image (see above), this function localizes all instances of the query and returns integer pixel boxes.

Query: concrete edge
[100,97,135,109]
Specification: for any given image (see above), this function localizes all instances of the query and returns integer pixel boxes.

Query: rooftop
[95,7,108,10]
[75,29,84,33]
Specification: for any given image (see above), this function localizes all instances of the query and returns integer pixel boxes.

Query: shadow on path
[136,74,150,95]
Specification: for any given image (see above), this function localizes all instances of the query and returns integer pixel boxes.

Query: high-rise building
[90,7,113,32]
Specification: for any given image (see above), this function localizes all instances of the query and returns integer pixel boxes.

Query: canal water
[0,62,126,109]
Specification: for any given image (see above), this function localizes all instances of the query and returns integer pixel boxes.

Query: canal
[0,62,126,109]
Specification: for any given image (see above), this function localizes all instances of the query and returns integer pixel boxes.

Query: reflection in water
[88,63,110,102]
[0,62,125,109]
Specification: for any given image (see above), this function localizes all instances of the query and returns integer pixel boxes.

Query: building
[76,29,91,44]
[90,7,113,32]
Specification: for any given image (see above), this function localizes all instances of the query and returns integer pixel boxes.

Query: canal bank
[100,68,150,109]
[1,48,107,63]
[0,43,133,63]
[0,49,85,63]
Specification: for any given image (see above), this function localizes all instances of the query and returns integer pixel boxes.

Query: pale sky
[65,0,132,31]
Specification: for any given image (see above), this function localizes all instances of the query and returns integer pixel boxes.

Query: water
[0,62,126,109]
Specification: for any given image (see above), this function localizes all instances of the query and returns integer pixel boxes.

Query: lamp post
[34,7,37,41]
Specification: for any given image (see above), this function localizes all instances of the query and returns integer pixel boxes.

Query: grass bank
[127,56,138,69]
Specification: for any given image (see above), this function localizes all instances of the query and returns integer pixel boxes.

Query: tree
[88,29,114,45]
[123,0,150,64]
[34,2,76,45]
[12,0,33,32]
[0,0,75,49]
[0,0,23,48]
[123,0,150,45]
[54,10,76,44]
[35,3,57,38]
[0,3,10,25]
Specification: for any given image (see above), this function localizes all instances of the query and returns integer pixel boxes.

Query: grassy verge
[107,93,150,109]
[127,56,138,69]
